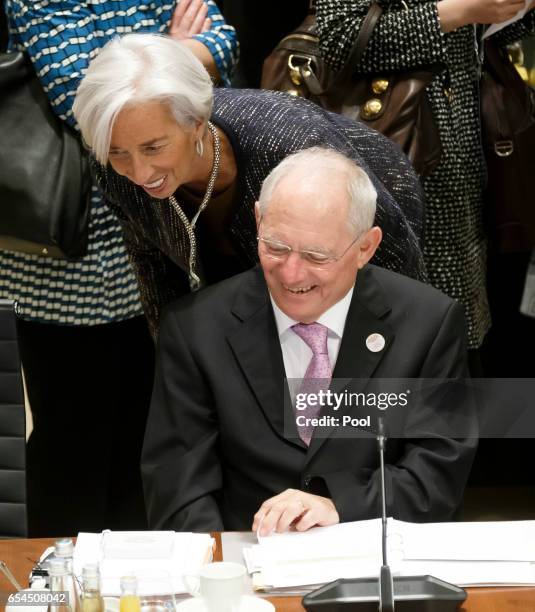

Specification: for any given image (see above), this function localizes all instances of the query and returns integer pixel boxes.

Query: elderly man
[142,147,476,533]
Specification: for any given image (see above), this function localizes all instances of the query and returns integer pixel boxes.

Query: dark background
[217,0,310,87]
[1,3,7,51]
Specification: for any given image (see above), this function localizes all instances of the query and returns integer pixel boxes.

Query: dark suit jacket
[142,265,477,531]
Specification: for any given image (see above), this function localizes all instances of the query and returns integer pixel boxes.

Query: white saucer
[176,595,275,611]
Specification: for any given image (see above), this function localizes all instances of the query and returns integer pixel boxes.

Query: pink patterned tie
[292,322,332,445]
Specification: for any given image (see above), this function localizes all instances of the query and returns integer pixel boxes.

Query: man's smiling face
[257,174,368,323]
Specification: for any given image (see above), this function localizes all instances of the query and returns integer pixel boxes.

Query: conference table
[1,536,535,611]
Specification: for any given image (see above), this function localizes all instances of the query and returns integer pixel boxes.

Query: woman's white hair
[73,33,214,164]
[258,147,377,235]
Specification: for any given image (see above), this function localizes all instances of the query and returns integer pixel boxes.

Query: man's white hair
[258,147,377,235]
[73,33,214,164]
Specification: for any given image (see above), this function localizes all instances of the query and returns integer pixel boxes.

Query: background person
[217,0,309,87]
[74,33,427,338]
[1,0,237,536]
[0,4,6,50]
[316,0,535,363]
[142,148,476,532]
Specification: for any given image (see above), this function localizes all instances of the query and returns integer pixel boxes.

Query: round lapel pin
[366,333,385,353]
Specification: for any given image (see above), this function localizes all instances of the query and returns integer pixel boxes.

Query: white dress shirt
[270,288,355,396]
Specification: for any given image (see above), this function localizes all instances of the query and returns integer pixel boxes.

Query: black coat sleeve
[141,305,225,531]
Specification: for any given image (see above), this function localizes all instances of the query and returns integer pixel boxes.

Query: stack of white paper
[73,531,214,596]
[244,519,535,592]
[399,520,535,587]
[246,519,402,591]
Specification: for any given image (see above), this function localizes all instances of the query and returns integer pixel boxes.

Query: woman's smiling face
[108,101,202,198]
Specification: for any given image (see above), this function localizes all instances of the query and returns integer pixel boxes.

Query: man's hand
[252,489,340,537]
[169,0,211,41]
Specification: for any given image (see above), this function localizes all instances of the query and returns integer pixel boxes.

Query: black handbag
[481,39,535,253]
[261,1,443,177]
[0,51,90,259]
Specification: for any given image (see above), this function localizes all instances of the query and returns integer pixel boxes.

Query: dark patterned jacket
[317,0,535,348]
[94,88,426,337]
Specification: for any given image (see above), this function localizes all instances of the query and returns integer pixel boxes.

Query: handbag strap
[331,2,384,87]
[483,38,516,86]
[300,0,384,94]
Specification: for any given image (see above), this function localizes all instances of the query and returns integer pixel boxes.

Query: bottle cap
[48,558,68,576]
[55,538,74,558]
[120,575,138,592]
[82,564,100,579]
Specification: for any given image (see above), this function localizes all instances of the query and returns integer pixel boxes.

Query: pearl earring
[195,138,204,157]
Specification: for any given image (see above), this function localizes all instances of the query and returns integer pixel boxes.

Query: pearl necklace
[168,121,221,291]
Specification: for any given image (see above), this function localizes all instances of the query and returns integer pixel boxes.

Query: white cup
[184,562,246,612]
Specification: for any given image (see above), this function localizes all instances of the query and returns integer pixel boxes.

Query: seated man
[142,147,476,534]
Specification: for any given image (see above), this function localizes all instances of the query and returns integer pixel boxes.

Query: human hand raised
[169,0,211,41]
[439,0,527,32]
[252,489,340,537]
[465,0,527,24]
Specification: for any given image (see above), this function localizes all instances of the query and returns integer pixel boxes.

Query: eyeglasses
[257,234,360,269]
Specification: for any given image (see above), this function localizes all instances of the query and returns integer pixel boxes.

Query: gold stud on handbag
[371,78,389,94]
[361,98,383,119]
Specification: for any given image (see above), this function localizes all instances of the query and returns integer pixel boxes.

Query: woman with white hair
[75,32,427,337]
[2,0,237,537]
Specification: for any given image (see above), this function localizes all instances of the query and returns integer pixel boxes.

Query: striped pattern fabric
[1,0,238,325]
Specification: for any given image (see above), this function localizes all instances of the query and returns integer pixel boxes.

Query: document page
[398,520,535,562]
[248,519,404,589]
[244,519,535,590]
